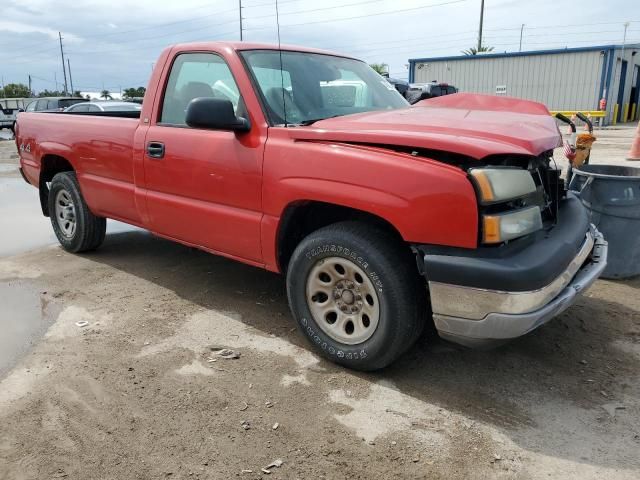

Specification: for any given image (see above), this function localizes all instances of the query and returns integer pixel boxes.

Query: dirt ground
[1,126,640,479]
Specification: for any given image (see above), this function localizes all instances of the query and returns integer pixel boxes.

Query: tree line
[0,83,146,100]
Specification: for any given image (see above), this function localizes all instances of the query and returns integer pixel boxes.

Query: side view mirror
[185,97,250,132]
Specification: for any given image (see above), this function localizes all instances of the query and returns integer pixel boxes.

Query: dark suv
[25,97,88,112]
[406,82,458,104]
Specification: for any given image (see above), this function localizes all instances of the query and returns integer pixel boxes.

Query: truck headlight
[469,168,537,204]
[482,206,543,244]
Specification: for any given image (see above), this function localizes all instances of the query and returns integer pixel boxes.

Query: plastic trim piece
[429,228,595,320]
[431,227,607,348]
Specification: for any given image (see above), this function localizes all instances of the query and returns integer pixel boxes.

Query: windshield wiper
[297,114,343,126]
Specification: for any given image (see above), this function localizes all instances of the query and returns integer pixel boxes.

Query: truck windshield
[241,50,408,126]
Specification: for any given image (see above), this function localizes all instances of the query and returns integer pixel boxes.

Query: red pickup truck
[16,42,607,370]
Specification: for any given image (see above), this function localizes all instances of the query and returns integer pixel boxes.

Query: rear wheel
[286,222,426,371]
[48,172,106,253]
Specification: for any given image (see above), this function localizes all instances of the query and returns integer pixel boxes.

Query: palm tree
[369,63,389,75]
[100,90,112,100]
[461,45,494,55]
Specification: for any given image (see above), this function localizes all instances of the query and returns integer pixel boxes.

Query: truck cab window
[160,53,242,125]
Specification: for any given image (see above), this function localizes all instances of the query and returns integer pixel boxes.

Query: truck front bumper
[416,195,608,347]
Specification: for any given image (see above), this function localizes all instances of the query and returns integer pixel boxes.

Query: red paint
[16,41,563,273]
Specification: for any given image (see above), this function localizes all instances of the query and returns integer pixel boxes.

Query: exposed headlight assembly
[469,168,537,205]
[482,206,543,244]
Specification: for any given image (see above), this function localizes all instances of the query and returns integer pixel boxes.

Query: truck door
[143,52,263,264]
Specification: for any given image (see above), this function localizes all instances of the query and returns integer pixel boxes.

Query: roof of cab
[169,41,358,60]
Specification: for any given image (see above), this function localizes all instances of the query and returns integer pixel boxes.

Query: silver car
[64,101,142,113]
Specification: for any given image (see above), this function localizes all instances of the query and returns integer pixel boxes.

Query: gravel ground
[1,126,639,479]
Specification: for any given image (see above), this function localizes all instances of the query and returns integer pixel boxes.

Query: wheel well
[39,154,74,216]
[276,201,404,272]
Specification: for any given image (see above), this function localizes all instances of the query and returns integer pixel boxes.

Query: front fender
[262,133,479,255]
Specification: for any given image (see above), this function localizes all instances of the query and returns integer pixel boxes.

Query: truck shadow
[86,229,640,471]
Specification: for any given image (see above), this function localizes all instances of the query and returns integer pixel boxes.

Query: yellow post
[623,103,629,123]
[632,103,637,122]
[613,104,618,125]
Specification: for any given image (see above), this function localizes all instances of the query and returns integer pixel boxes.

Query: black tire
[48,171,106,253]
[286,221,426,371]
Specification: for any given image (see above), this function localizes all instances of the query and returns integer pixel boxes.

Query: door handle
[147,141,165,159]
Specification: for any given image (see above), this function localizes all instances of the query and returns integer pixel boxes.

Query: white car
[64,101,142,113]
[0,98,27,133]
[0,108,14,132]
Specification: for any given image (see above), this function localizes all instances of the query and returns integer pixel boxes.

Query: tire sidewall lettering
[304,244,380,292]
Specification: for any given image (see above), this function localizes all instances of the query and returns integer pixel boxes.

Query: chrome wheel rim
[54,189,76,238]
[305,256,380,345]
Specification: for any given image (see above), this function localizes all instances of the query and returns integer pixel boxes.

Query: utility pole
[58,32,68,95]
[239,0,243,41]
[67,59,75,95]
[477,0,485,51]
[519,24,525,52]
[28,75,32,96]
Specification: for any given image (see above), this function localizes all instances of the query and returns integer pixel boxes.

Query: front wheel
[286,222,426,371]
[48,172,106,253]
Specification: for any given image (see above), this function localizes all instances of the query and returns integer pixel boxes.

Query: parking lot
[1,127,639,479]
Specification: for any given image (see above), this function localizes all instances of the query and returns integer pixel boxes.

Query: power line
[486,28,640,39]
[0,4,238,54]
[68,31,238,57]
[0,45,61,61]
[247,0,389,20]
[244,0,468,30]
[327,27,640,57]
[318,29,477,53]
[2,18,236,62]
[242,0,301,7]
[80,6,239,40]
[344,36,478,55]
[66,21,239,56]
[486,20,640,32]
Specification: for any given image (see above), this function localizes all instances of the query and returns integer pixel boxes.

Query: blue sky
[1,0,639,93]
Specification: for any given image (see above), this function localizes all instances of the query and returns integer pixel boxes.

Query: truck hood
[287,93,562,160]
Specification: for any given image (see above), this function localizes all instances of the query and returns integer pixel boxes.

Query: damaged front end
[412,150,607,348]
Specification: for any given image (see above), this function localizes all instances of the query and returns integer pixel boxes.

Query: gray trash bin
[569,164,640,279]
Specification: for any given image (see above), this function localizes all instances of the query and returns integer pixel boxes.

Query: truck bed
[55,111,141,119]
[17,112,142,224]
